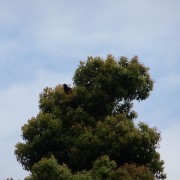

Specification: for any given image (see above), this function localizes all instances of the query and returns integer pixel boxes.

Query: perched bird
[63,84,72,94]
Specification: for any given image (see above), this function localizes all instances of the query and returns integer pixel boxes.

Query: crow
[63,84,72,94]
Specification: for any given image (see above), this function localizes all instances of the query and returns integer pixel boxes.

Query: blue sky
[0,0,180,179]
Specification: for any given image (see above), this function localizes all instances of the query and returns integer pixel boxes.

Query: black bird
[63,84,72,94]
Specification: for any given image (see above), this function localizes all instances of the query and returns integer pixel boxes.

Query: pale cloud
[1,0,180,63]
[135,72,180,128]
[159,123,180,180]
[1,0,179,59]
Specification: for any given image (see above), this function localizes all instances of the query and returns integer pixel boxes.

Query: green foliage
[73,55,153,119]
[25,155,155,180]
[91,155,117,179]
[15,55,166,179]
[15,113,62,170]
[24,155,115,180]
[25,156,72,180]
[110,163,154,180]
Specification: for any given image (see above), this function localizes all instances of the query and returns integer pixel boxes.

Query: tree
[15,55,166,179]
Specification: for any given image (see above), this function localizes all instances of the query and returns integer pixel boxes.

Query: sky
[0,0,180,179]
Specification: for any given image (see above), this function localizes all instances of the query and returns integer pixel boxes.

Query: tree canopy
[15,55,166,179]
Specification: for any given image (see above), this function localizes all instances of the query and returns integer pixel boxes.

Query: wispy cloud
[159,122,180,180]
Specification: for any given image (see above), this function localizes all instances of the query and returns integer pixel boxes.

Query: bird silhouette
[63,84,72,94]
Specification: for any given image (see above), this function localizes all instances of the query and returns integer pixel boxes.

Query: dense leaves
[73,55,153,119]
[15,55,166,179]
[25,155,154,180]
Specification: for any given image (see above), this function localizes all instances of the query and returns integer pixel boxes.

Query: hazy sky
[0,1,180,179]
